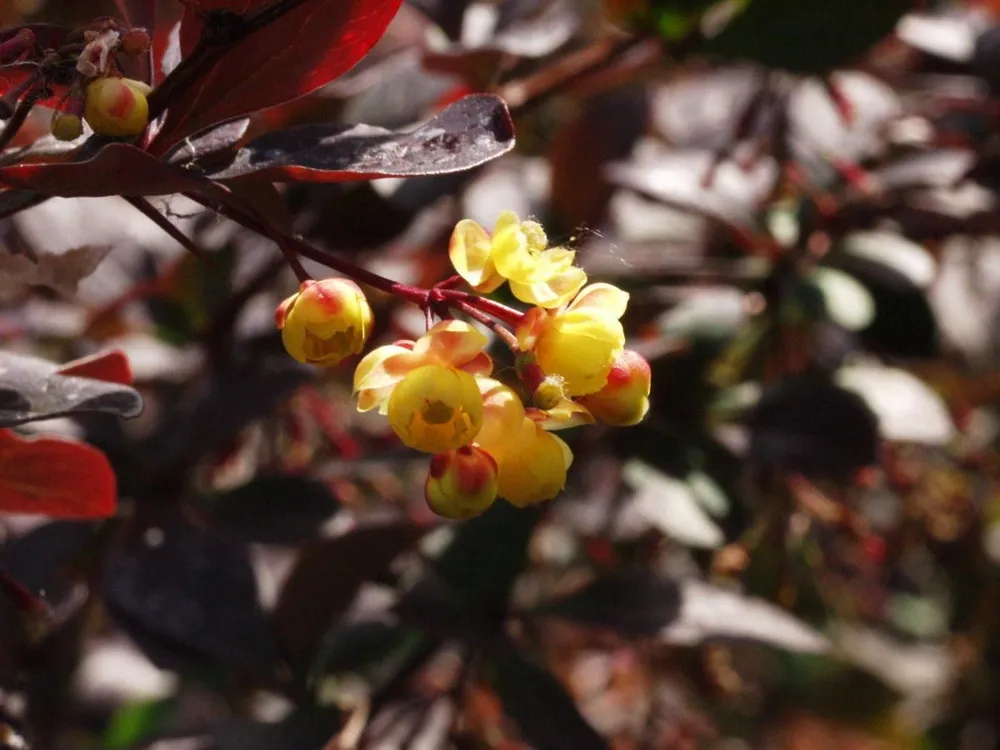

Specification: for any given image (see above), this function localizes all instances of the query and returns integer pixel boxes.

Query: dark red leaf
[0,430,116,519]
[0,142,223,198]
[204,94,515,183]
[147,0,403,155]
[114,0,157,30]
[57,349,134,386]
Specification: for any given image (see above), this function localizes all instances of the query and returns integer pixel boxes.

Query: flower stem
[186,192,429,306]
[450,298,519,351]
[439,289,524,327]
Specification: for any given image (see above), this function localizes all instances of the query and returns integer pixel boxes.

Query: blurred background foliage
[6,0,1000,748]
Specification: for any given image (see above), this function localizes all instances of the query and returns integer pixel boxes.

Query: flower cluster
[50,26,153,141]
[275,212,651,519]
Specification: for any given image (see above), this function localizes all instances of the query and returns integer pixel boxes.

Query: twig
[123,196,214,264]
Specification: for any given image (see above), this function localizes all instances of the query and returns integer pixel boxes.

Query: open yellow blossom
[449,219,505,293]
[495,416,573,506]
[509,252,588,309]
[449,211,589,309]
[517,283,630,396]
[387,364,484,453]
[276,278,373,367]
[353,320,492,414]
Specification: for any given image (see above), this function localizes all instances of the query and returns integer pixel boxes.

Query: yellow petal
[510,264,588,309]
[353,344,415,395]
[474,378,527,463]
[449,219,505,293]
[528,399,595,430]
[567,282,630,319]
[387,365,484,453]
[415,320,490,367]
[534,309,625,396]
[497,418,570,506]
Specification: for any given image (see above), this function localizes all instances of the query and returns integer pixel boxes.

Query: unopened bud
[120,28,151,56]
[578,349,651,426]
[532,375,565,410]
[425,445,499,520]
[83,76,150,136]
[51,113,83,141]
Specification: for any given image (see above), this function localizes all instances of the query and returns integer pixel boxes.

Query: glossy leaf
[102,516,277,674]
[0,351,143,428]
[0,430,116,519]
[0,142,223,198]
[149,0,403,154]
[204,94,516,183]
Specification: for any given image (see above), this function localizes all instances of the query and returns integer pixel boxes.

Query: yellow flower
[425,445,499,519]
[579,349,651,426]
[509,256,588,309]
[449,212,589,309]
[353,320,492,414]
[387,364,483,453]
[495,417,573,506]
[517,283,629,396]
[84,77,150,136]
[276,278,373,367]
[473,378,527,464]
[449,219,505,293]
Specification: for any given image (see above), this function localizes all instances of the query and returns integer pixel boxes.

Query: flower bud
[120,28,151,56]
[83,77,151,136]
[276,278,373,367]
[51,113,83,141]
[425,445,499,519]
[497,417,572,506]
[578,349,651,426]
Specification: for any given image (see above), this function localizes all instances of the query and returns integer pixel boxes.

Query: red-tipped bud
[578,349,651,426]
[425,445,499,520]
[84,77,150,136]
[120,28,151,56]
[276,278,373,367]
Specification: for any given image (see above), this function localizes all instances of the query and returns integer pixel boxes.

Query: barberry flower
[579,349,652,426]
[425,445,499,519]
[517,283,629,396]
[449,219,505,293]
[473,378,527,464]
[353,320,492,413]
[276,278,373,367]
[387,364,483,453]
[83,77,151,137]
[494,416,572,506]
[448,211,587,309]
